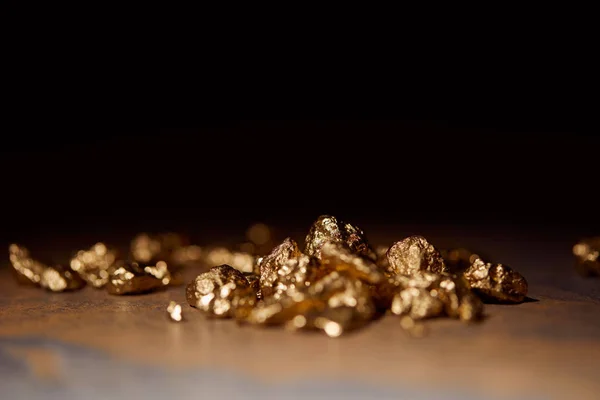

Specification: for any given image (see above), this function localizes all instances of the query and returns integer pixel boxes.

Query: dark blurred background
[1,120,598,251]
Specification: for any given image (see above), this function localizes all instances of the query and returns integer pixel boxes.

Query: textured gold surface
[389,271,483,322]
[70,243,118,288]
[106,262,165,295]
[320,242,383,284]
[186,265,258,318]
[573,237,600,277]
[386,236,447,276]
[246,270,374,337]
[304,215,376,261]
[464,258,528,303]
[167,301,183,322]
[270,254,325,300]
[257,238,301,297]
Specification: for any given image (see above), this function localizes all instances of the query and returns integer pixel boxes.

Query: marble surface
[1,230,599,400]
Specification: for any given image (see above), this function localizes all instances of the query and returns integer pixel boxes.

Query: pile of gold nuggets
[9,215,539,337]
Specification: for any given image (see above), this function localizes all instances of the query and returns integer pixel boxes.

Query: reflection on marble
[0,336,496,400]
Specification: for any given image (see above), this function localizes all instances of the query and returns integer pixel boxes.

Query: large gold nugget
[70,243,118,288]
[186,265,257,318]
[271,254,325,299]
[247,270,375,337]
[307,271,376,320]
[106,262,165,295]
[320,242,383,284]
[257,238,301,297]
[386,236,447,276]
[8,244,46,286]
[304,215,376,261]
[389,271,483,322]
[463,258,528,303]
[573,237,600,277]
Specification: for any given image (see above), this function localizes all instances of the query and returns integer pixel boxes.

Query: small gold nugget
[463,258,528,303]
[257,238,302,297]
[389,271,483,322]
[143,260,173,285]
[304,215,376,261]
[186,265,258,318]
[106,262,166,295]
[573,237,600,277]
[39,265,86,292]
[70,243,118,288]
[8,244,46,285]
[386,236,447,276]
[9,244,85,292]
[167,301,183,322]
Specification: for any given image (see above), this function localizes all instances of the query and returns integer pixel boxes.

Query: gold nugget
[40,265,86,292]
[9,244,85,292]
[320,242,383,284]
[463,257,528,303]
[143,260,173,286]
[257,238,301,297]
[246,270,375,337]
[304,215,376,261]
[271,254,325,299]
[389,271,483,322]
[167,301,183,322]
[386,236,447,276]
[573,237,600,277]
[70,242,118,288]
[8,244,46,286]
[186,265,258,318]
[106,262,166,295]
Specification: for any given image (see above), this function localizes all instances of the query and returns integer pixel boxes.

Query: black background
[1,120,598,249]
